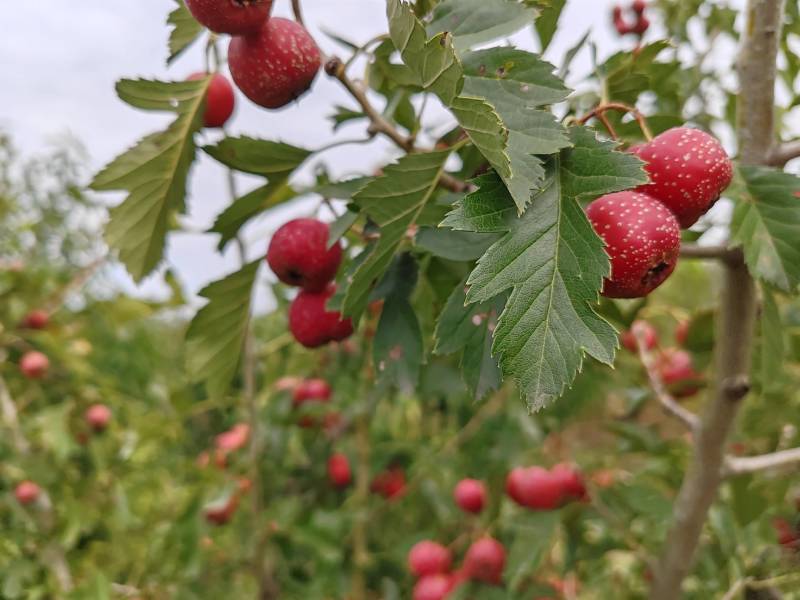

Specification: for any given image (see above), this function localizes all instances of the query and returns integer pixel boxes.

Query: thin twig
[578,101,653,140]
[767,140,800,167]
[720,577,751,600]
[291,0,305,27]
[680,244,741,263]
[723,446,800,477]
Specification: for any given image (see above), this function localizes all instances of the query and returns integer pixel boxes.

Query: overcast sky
[2,0,692,311]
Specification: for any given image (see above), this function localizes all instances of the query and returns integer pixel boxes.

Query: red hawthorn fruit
[632,0,646,13]
[371,467,406,500]
[22,310,49,329]
[658,348,701,397]
[327,453,352,488]
[19,351,50,379]
[506,467,564,510]
[292,378,332,406]
[229,17,321,109]
[413,574,453,600]
[632,15,650,35]
[215,423,250,452]
[632,127,733,228]
[620,320,659,353]
[85,404,112,433]
[204,494,239,526]
[184,0,272,35]
[187,72,235,128]
[550,463,587,502]
[505,467,528,505]
[773,518,799,550]
[322,411,343,435]
[464,537,506,585]
[453,478,486,514]
[675,320,690,346]
[408,540,452,577]
[267,219,342,292]
[586,191,681,298]
[14,481,40,505]
[289,285,354,348]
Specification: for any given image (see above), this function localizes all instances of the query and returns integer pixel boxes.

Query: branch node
[721,375,750,402]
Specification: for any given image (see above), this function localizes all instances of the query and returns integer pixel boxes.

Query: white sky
[2,0,682,311]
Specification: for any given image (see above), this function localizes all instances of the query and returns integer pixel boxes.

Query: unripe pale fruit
[184,0,272,35]
[371,467,406,500]
[586,191,681,298]
[267,219,342,292]
[85,404,112,432]
[188,72,235,128]
[327,453,352,488]
[22,310,49,329]
[229,18,321,109]
[292,378,332,406]
[15,481,40,505]
[453,478,486,514]
[408,540,452,577]
[413,574,453,600]
[463,537,505,585]
[621,320,658,353]
[289,285,353,348]
[19,351,49,379]
[658,348,701,397]
[632,127,733,228]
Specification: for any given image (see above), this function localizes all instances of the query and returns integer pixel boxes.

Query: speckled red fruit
[371,468,406,500]
[184,0,272,35]
[14,481,40,505]
[464,537,505,585]
[20,351,49,379]
[22,310,49,329]
[289,285,353,348]
[267,219,342,292]
[408,541,452,577]
[413,574,453,600]
[658,348,701,397]
[550,464,587,502]
[621,320,658,353]
[187,72,235,128]
[633,127,733,228]
[229,17,321,109]
[453,478,486,514]
[587,191,681,298]
[327,453,351,488]
[292,378,332,406]
[85,404,112,432]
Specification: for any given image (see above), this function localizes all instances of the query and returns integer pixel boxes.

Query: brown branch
[650,2,784,597]
[291,0,305,27]
[766,140,800,167]
[723,447,800,477]
[680,243,742,263]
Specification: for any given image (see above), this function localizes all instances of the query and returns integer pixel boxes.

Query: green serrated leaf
[427,0,538,50]
[167,0,203,65]
[204,137,311,176]
[185,261,260,398]
[342,150,451,320]
[464,127,647,409]
[374,297,424,392]
[328,210,359,249]
[91,78,208,281]
[534,0,566,52]
[731,165,800,291]
[450,95,511,181]
[760,284,785,388]
[414,227,500,260]
[441,172,518,232]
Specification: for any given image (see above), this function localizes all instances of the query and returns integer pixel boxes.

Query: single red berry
[289,285,354,348]
[187,72,235,128]
[632,15,650,35]
[505,467,528,505]
[413,574,453,600]
[658,348,701,397]
[19,351,50,379]
[14,481,40,505]
[463,537,505,585]
[408,540,452,577]
[267,219,342,292]
[453,478,486,514]
[633,127,733,228]
[620,320,659,353]
[506,467,564,510]
[550,464,587,502]
[327,453,352,488]
[184,0,272,35]
[215,423,250,451]
[292,378,332,406]
[614,17,632,36]
[587,191,681,298]
[204,494,239,526]
[632,0,646,13]
[22,310,49,330]
[371,467,406,500]
[675,320,690,346]
[612,5,623,19]
[229,18,321,109]
[85,404,112,433]
[773,518,799,550]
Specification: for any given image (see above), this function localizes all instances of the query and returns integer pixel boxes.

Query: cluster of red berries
[587,127,733,298]
[292,378,343,431]
[197,423,252,524]
[184,0,320,127]
[18,309,51,380]
[506,463,587,510]
[266,218,354,348]
[613,0,649,37]
[622,319,703,397]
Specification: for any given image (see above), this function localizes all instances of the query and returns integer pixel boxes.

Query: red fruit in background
[14,481,40,505]
[413,574,453,600]
[453,478,486,514]
[505,467,528,505]
[463,537,506,585]
[408,541,452,577]
[507,467,564,510]
[267,219,342,292]
[550,464,587,501]
[327,453,352,488]
[184,0,272,35]
[289,285,354,348]
[658,348,701,397]
[773,518,799,550]
[633,127,733,228]
[22,310,49,329]
[632,15,650,35]
[621,320,658,353]
[187,72,235,128]
[215,423,250,452]
[371,467,406,500]
[675,320,690,346]
[19,351,49,379]
[204,494,239,526]
[292,378,332,406]
[632,0,646,13]
[85,404,112,432]
[229,18,321,109]
[586,191,681,298]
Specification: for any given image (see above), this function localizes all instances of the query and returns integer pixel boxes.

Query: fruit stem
[291,0,305,27]
[578,102,653,141]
